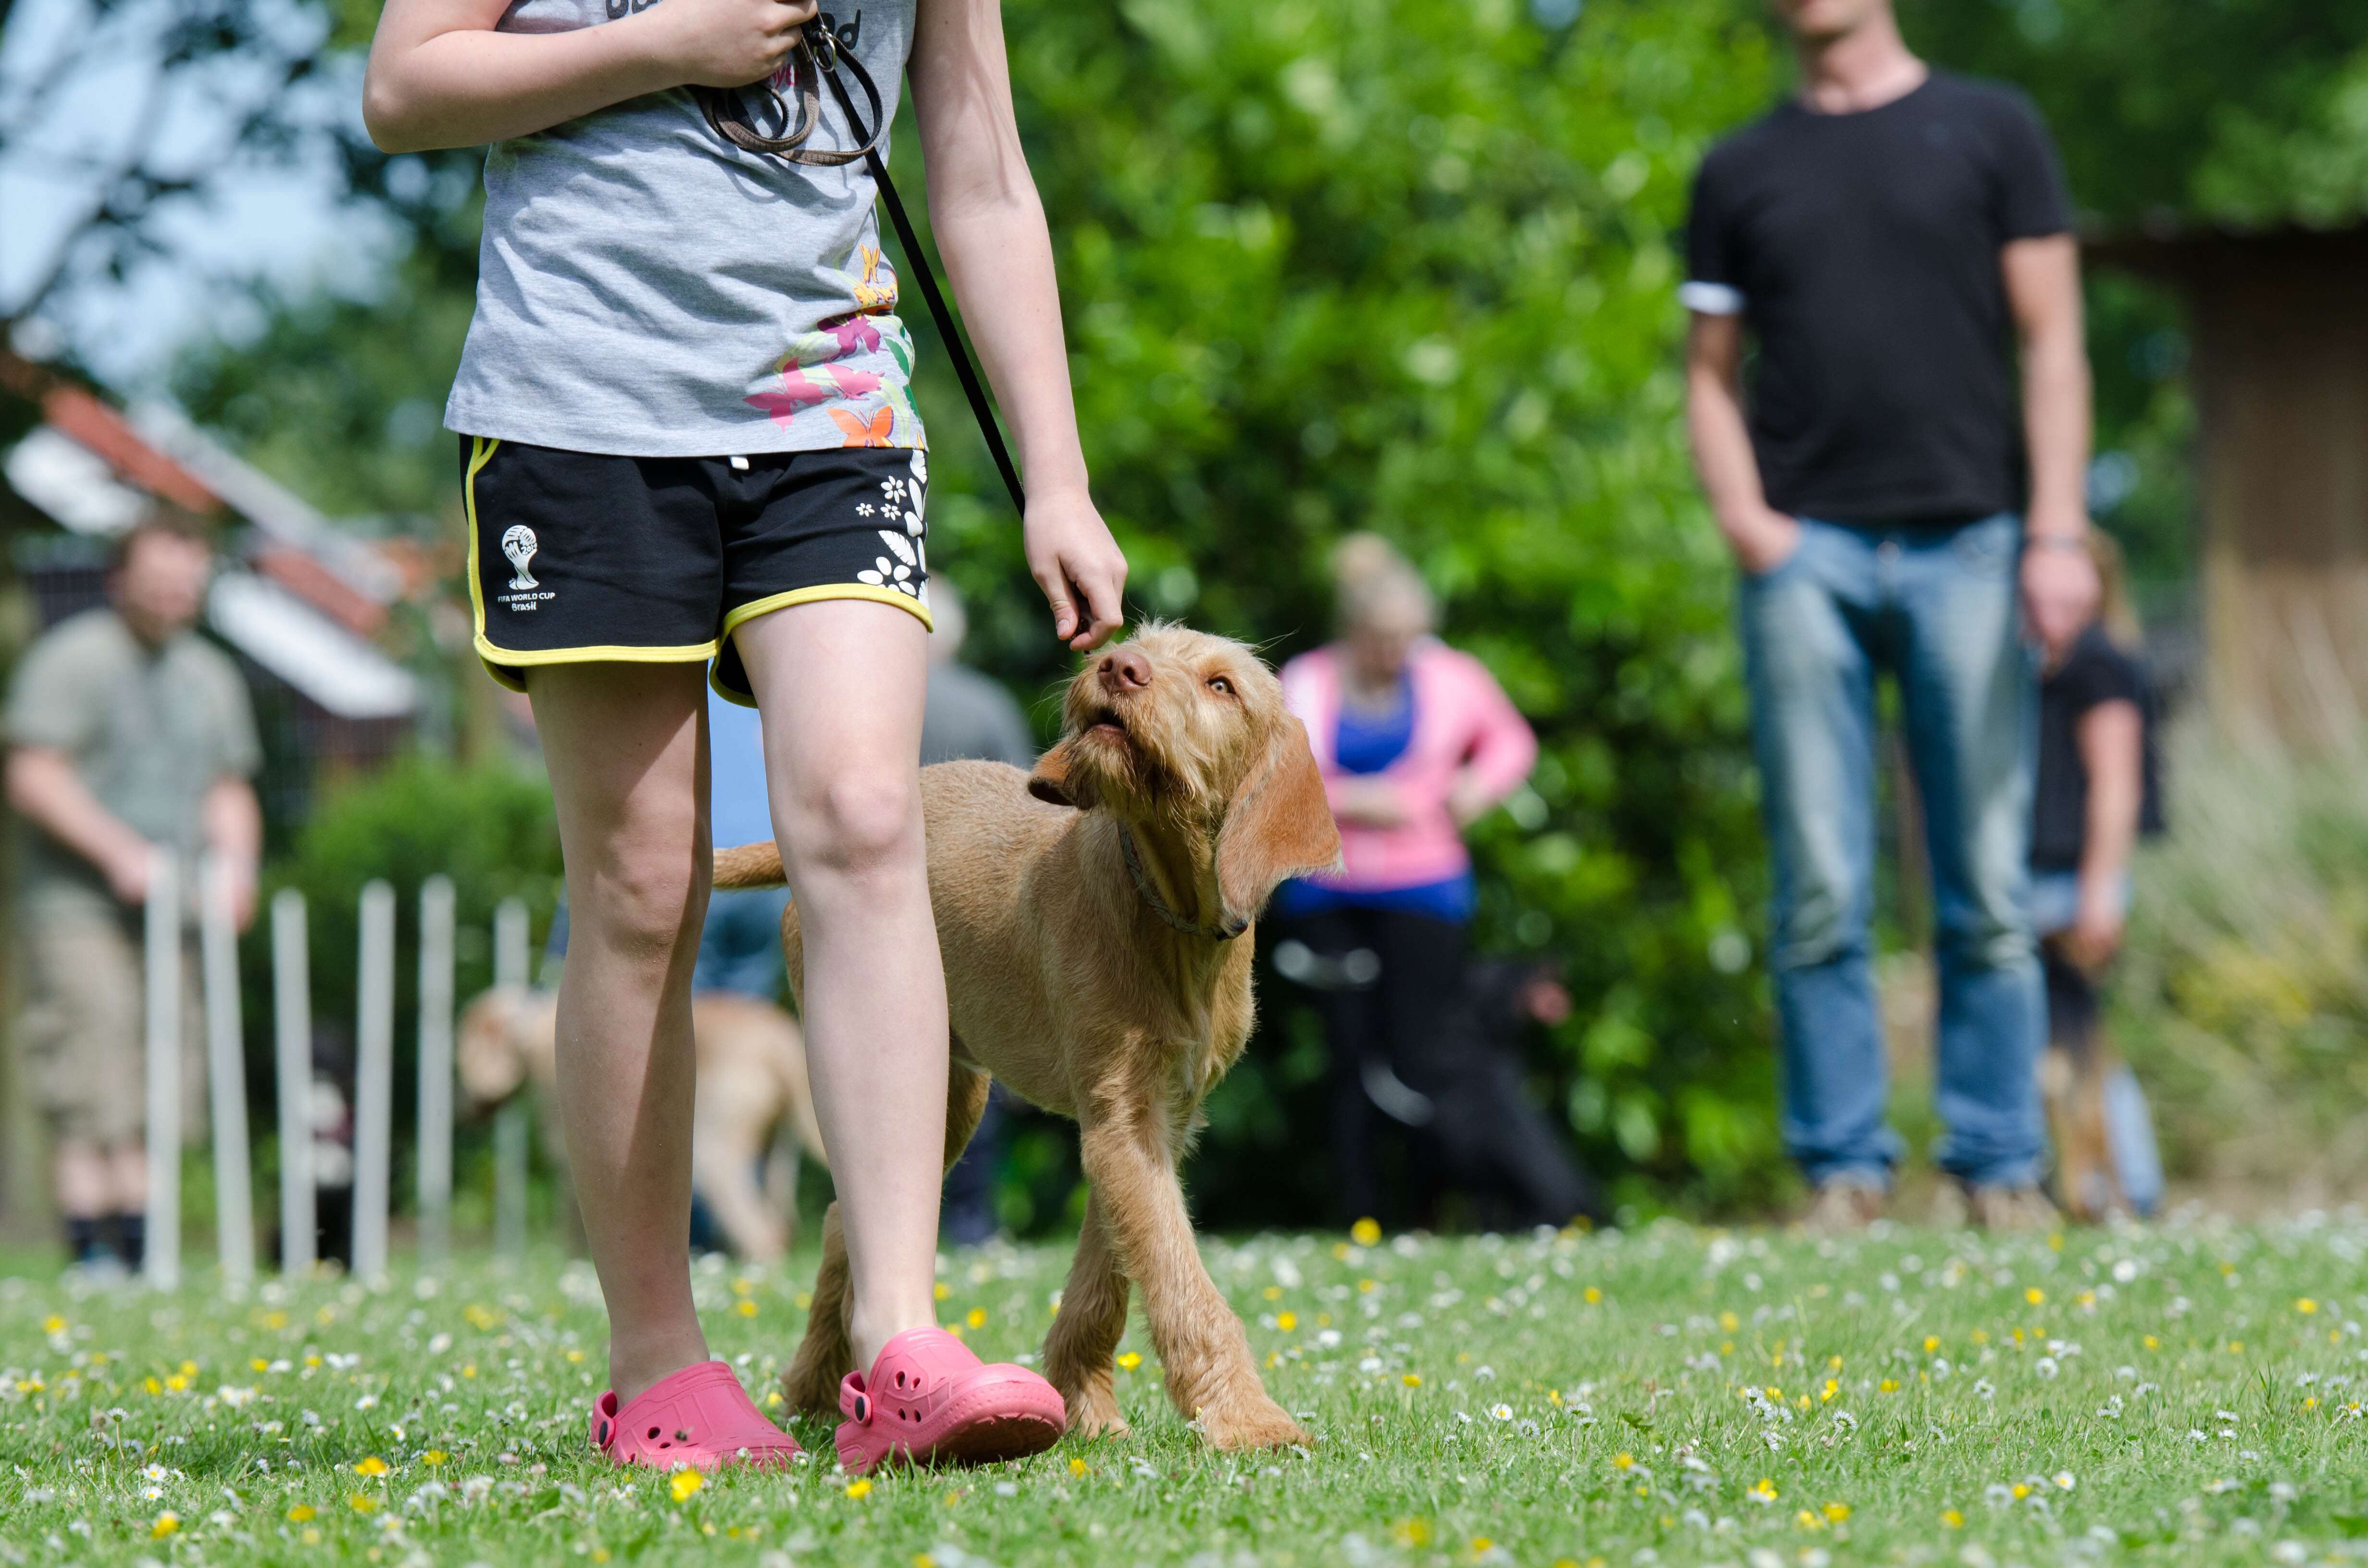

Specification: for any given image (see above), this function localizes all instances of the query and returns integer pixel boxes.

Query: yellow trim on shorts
[721,583,935,640]
[708,585,935,710]
[463,433,721,692]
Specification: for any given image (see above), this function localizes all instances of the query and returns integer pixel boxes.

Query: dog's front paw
[1195,1393,1308,1452]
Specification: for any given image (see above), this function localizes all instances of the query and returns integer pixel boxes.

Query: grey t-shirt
[444,0,926,458]
[5,608,262,917]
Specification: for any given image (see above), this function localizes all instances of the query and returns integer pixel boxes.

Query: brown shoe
[1965,1183,2059,1233]
[1800,1176,1886,1234]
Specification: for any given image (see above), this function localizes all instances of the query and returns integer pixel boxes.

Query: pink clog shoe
[835,1328,1066,1474]
[590,1360,803,1471]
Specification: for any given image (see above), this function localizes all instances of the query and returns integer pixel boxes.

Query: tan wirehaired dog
[456,985,828,1263]
[714,624,1342,1452]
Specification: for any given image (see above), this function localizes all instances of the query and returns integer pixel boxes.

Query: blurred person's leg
[736,600,944,1375]
[1284,907,1389,1225]
[1897,513,2046,1195]
[1736,522,1899,1191]
[530,660,714,1405]
[939,1084,1009,1246]
[21,909,148,1264]
[1371,910,1467,1221]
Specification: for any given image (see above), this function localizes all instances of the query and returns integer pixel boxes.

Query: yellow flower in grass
[1117,1352,1142,1371]
[1613,1453,1634,1470]
[349,1493,377,1514]
[1351,1217,1382,1247]
[150,1512,179,1538]
[736,1300,758,1317]
[1069,1458,1089,1477]
[1390,1519,1431,1548]
[1879,1379,1899,1393]
[2026,1287,2046,1305]
[1402,1373,1422,1387]
[2012,1483,2032,1500]
[423,1451,448,1467]
[1942,1508,1964,1528]
[2143,1335,2160,1350]
[1747,1478,1778,1504]
[1825,1502,1850,1523]
[671,1470,704,1502]
[2298,1298,2320,1315]
[1584,1286,1603,1304]
[1277,1311,1298,1332]
[1470,1538,1493,1557]
[353,1456,388,1477]
[934,1282,950,1301]
[1923,1336,1940,1354]
[967,1308,987,1330]
[1795,1509,1823,1531]
[845,1478,872,1499]
[287,1504,316,1521]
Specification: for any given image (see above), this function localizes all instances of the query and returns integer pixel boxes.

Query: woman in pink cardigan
[1274,536,1537,1224]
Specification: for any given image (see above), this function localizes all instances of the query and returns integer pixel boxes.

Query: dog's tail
[714,841,787,890]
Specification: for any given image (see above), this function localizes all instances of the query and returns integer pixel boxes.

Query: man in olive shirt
[7,512,262,1271]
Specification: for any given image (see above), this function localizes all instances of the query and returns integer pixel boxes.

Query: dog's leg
[780,1200,855,1417]
[1078,1115,1307,1451]
[1043,1189,1131,1438]
[945,1055,989,1172]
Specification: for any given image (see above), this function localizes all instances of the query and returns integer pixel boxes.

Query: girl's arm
[363,0,815,154]
[909,0,1125,650]
[2065,697,2143,970]
[1446,664,1537,826]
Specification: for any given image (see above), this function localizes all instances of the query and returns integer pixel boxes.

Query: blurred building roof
[0,346,419,723]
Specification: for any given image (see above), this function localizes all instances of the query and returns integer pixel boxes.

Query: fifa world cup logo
[501,525,540,591]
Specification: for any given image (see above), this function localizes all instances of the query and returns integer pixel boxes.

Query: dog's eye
[1207,676,1234,696]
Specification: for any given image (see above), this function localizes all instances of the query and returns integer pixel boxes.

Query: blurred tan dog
[715,625,1340,1451]
[456,985,827,1263]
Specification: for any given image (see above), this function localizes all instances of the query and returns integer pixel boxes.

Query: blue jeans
[1738,513,2045,1190]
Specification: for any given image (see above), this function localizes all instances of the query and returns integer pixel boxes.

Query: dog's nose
[1098,648,1152,693]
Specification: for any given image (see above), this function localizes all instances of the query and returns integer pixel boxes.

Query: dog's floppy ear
[1216,714,1341,925]
[1027,734,1100,810]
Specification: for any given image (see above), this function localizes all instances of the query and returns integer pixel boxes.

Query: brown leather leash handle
[691,17,886,166]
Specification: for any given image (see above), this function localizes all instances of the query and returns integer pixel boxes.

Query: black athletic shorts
[460,436,932,705]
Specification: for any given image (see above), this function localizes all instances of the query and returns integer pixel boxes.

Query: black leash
[694,14,1027,516]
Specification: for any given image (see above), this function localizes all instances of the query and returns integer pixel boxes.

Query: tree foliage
[154,0,2368,1217]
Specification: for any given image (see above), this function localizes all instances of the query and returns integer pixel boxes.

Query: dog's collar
[1118,825,1246,942]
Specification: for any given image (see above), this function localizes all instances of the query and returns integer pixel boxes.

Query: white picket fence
[142,852,534,1287]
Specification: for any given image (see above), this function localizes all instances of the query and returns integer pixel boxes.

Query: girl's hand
[1023,487,1126,650]
[641,0,815,89]
[1445,769,1497,828]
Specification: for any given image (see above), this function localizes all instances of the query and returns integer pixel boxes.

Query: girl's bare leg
[734,599,943,1373]
[530,661,712,1405]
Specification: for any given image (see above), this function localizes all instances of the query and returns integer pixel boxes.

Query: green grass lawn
[3,1220,2366,1565]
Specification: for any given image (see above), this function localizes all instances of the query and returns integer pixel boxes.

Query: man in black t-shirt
[1680,0,2099,1232]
